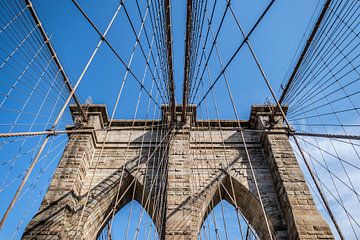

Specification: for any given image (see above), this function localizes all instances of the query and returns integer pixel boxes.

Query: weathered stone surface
[23,105,333,240]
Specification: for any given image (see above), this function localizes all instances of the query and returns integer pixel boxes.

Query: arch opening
[196,176,277,239]
[97,200,160,240]
[80,170,162,239]
[198,199,259,240]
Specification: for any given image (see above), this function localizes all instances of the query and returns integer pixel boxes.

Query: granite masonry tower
[23,104,333,239]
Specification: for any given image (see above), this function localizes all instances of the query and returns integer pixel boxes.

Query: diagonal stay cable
[284,1,359,111]
[182,0,194,122]
[0,0,124,229]
[190,0,231,104]
[71,0,165,108]
[226,1,345,236]
[114,1,170,105]
[196,0,275,106]
[134,0,170,102]
[164,0,176,121]
[74,2,169,233]
[188,0,217,99]
[199,12,274,238]
[278,0,333,105]
[25,0,87,120]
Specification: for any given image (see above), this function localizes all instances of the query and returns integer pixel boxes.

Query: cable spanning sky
[1,0,360,239]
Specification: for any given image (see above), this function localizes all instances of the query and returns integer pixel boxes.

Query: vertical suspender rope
[278,0,332,105]
[293,136,345,239]
[182,0,193,122]
[191,4,274,237]
[25,0,87,121]
[206,10,274,237]
[195,0,275,107]
[227,1,344,237]
[0,0,121,229]
[164,0,176,123]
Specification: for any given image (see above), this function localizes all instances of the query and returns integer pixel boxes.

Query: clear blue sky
[0,0,329,239]
[29,0,320,119]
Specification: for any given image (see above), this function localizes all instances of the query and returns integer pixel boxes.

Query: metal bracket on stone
[249,105,288,130]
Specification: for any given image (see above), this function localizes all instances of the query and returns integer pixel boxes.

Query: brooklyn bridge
[0,0,359,239]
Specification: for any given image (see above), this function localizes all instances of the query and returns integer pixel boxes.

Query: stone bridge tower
[23,104,333,239]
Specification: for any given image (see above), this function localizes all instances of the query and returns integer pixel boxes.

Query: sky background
[28,0,321,119]
[3,0,358,239]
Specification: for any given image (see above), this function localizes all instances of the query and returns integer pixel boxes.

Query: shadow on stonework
[198,199,259,239]
[23,130,167,239]
[190,131,287,239]
[97,200,160,240]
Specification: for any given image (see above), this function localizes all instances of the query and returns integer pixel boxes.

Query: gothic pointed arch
[23,105,333,240]
[199,199,259,239]
[79,169,161,239]
[97,200,160,240]
[197,175,278,240]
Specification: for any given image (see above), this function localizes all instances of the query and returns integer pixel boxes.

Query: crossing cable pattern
[183,0,276,238]
[68,1,175,238]
[0,0,87,230]
[0,0,175,237]
[1,0,360,239]
[279,0,360,238]
[183,0,359,238]
[194,73,260,240]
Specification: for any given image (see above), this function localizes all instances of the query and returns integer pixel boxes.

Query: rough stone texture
[23,105,333,240]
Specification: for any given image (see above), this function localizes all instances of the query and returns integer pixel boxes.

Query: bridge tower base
[23,104,333,239]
